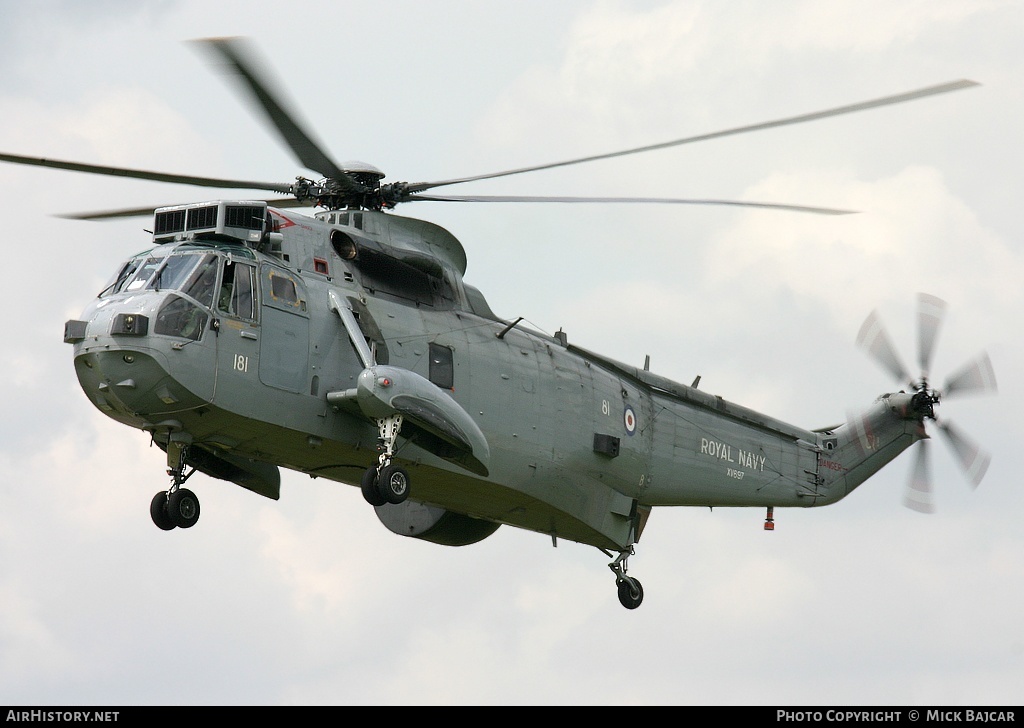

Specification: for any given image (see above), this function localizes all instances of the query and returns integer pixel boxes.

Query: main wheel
[617,577,644,610]
[150,491,176,531]
[166,488,200,529]
[361,467,387,507]
[378,464,410,504]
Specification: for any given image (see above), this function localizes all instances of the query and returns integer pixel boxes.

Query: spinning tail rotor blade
[917,293,947,376]
[943,353,998,398]
[856,310,911,386]
[857,293,996,512]
[905,440,935,514]
[936,420,991,488]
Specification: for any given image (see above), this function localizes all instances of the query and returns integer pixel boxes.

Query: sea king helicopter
[1,38,996,608]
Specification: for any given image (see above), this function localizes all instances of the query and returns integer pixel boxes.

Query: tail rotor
[855,293,996,512]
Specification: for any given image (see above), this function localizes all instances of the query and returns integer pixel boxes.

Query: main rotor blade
[407,194,856,215]
[943,352,998,398]
[917,293,947,376]
[406,79,980,194]
[0,152,294,193]
[58,196,308,221]
[856,310,911,386]
[936,419,990,488]
[193,37,359,191]
[904,440,935,514]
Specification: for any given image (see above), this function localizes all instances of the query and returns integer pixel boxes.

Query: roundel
[623,406,637,436]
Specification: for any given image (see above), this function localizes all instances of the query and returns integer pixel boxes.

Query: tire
[166,488,200,529]
[378,464,410,505]
[361,467,387,507]
[150,491,176,531]
[617,577,644,610]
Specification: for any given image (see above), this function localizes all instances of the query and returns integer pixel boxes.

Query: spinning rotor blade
[943,352,998,398]
[59,196,307,221]
[0,152,293,194]
[855,293,997,512]
[917,293,947,376]
[905,440,935,514]
[193,37,360,192]
[936,419,990,488]
[405,79,979,194]
[408,194,856,215]
[856,310,911,386]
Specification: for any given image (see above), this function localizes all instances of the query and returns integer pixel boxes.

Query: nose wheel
[150,440,201,531]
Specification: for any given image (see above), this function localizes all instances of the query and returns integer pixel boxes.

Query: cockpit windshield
[148,253,202,292]
[120,257,161,294]
[101,250,219,304]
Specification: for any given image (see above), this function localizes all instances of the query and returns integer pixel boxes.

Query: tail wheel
[617,578,644,610]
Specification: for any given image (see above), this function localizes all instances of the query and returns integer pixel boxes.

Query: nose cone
[66,294,214,426]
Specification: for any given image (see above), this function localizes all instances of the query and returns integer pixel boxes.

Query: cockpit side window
[103,258,142,296]
[183,254,219,308]
[217,259,257,320]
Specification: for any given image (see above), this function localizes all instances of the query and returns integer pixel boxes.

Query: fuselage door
[258,263,310,393]
[214,256,261,402]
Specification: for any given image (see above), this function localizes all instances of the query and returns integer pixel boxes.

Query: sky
[1,0,1022,707]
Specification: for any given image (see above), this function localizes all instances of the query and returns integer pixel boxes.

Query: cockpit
[99,243,259,341]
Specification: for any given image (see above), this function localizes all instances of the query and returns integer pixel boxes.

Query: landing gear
[609,547,644,610]
[378,464,410,504]
[360,414,411,506]
[361,467,387,507]
[167,488,201,528]
[150,491,175,531]
[150,438,201,531]
[617,577,644,610]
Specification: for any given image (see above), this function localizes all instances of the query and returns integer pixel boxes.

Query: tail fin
[818,393,925,501]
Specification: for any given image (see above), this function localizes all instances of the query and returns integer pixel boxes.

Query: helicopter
[0,38,996,609]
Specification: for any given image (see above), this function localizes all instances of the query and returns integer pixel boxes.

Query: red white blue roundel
[623,406,637,435]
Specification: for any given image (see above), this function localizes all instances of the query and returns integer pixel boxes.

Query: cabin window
[261,265,307,314]
[429,343,454,389]
[271,272,297,303]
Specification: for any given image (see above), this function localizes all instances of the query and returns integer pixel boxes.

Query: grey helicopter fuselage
[65,198,924,553]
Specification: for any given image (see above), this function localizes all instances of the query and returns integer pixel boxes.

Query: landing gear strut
[361,414,411,506]
[609,547,644,610]
[150,439,201,531]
